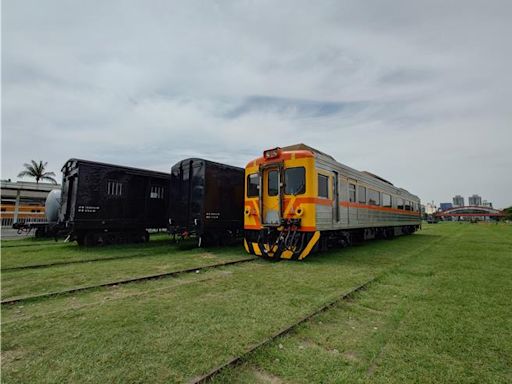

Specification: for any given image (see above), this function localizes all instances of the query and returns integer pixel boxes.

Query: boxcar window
[150,186,164,199]
[285,167,305,195]
[358,186,366,203]
[247,173,259,197]
[397,198,404,209]
[349,183,356,202]
[268,170,278,196]
[368,189,380,206]
[383,193,392,207]
[107,181,123,197]
[318,174,329,198]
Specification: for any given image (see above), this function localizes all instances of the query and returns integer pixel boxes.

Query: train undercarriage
[74,230,150,246]
[244,224,420,260]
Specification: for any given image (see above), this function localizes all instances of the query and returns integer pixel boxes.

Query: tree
[17,160,58,184]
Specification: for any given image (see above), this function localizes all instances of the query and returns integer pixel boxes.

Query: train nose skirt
[244,231,320,260]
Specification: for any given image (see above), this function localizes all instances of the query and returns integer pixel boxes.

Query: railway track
[1,241,65,249]
[1,251,174,272]
[1,257,258,305]
[190,277,377,384]
[190,234,446,383]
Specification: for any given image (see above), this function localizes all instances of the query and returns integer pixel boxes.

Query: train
[17,145,420,255]
[168,158,244,246]
[243,144,421,259]
[9,189,64,237]
[59,159,170,245]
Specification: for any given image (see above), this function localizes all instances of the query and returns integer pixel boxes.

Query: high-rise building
[468,194,482,206]
[439,202,453,211]
[453,195,464,207]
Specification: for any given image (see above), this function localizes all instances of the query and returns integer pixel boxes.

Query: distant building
[453,195,464,207]
[482,200,493,208]
[439,203,453,211]
[468,194,482,206]
[425,202,437,215]
[1,180,60,227]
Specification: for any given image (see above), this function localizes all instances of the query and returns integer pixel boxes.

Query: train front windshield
[284,167,305,195]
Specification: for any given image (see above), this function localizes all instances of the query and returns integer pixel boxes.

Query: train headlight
[296,206,304,217]
[263,147,282,159]
[244,207,251,216]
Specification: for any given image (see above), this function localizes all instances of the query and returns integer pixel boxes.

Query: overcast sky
[2,0,511,207]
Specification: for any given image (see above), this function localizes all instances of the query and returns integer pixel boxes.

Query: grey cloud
[2,0,511,207]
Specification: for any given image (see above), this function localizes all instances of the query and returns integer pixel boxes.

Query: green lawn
[213,223,512,384]
[1,244,253,301]
[1,223,510,383]
[1,233,171,269]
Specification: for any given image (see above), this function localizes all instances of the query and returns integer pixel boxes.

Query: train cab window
[107,181,123,197]
[349,183,356,202]
[383,193,392,207]
[285,167,305,195]
[368,189,380,206]
[318,174,329,199]
[358,186,366,203]
[397,198,404,210]
[268,170,278,196]
[247,174,259,197]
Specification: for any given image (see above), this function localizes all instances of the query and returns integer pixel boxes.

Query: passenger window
[368,189,380,206]
[397,198,404,210]
[358,186,366,203]
[318,174,329,199]
[268,170,278,196]
[285,167,305,195]
[349,184,356,202]
[383,193,392,207]
[405,201,412,211]
[247,174,259,197]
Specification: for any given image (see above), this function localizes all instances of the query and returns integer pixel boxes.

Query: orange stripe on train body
[244,224,316,232]
[282,197,332,218]
[340,201,420,217]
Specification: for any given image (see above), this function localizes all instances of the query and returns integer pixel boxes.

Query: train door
[348,180,357,226]
[333,171,340,224]
[65,175,77,221]
[261,167,280,225]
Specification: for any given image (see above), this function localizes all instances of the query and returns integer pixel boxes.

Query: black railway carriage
[168,158,244,246]
[59,159,170,245]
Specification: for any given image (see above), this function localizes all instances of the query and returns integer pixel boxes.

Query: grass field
[1,223,511,383]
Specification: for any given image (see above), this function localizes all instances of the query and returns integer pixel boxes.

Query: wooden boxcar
[168,158,244,246]
[244,144,421,260]
[59,159,170,245]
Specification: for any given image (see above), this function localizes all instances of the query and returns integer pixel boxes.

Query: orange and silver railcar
[244,144,421,260]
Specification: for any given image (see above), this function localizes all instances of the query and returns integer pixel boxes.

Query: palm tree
[18,160,58,184]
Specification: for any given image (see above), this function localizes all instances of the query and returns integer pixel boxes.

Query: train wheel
[83,233,96,246]
[76,234,85,246]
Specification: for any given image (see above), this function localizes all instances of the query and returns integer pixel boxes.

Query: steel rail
[1,257,257,305]
[1,250,175,272]
[189,276,377,384]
